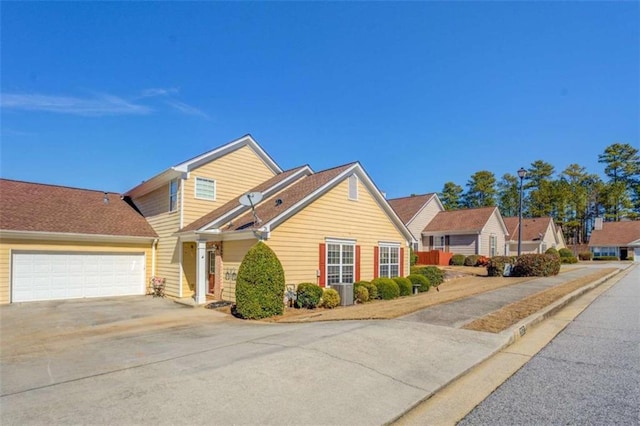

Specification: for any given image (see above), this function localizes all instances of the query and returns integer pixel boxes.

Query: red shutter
[400,247,405,277]
[373,246,379,279]
[355,245,361,282]
[429,236,434,250]
[319,243,326,287]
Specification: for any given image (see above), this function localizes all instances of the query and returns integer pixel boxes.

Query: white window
[591,247,617,257]
[434,236,445,251]
[490,235,497,257]
[348,175,358,200]
[379,244,400,278]
[169,179,178,212]
[327,241,355,284]
[208,251,216,274]
[195,177,216,201]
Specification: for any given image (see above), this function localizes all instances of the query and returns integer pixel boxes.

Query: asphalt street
[459,265,639,425]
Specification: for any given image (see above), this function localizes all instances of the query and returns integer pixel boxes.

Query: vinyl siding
[0,238,152,304]
[449,235,478,256]
[220,239,258,302]
[266,177,410,287]
[407,199,443,251]
[182,145,277,227]
[479,212,507,257]
[131,183,182,297]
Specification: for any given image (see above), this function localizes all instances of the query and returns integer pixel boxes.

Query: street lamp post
[517,167,527,256]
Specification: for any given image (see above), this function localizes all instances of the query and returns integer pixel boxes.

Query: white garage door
[634,248,640,263]
[12,252,145,302]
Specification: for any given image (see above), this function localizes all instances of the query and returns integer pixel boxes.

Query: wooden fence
[415,250,453,266]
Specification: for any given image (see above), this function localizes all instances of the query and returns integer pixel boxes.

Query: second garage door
[12,252,145,302]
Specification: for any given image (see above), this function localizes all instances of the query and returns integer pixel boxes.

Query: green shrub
[486,256,517,277]
[354,285,369,303]
[410,247,418,266]
[354,280,377,301]
[545,247,560,258]
[511,254,561,277]
[450,254,466,266]
[464,255,480,267]
[295,282,324,309]
[560,256,579,264]
[578,251,593,261]
[407,274,430,293]
[371,277,400,300]
[423,266,445,288]
[558,248,573,258]
[593,256,619,261]
[235,242,285,319]
[393,277,412,296]
[322,288,340,309]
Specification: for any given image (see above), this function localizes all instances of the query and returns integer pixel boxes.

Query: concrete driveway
[0,295,507,425]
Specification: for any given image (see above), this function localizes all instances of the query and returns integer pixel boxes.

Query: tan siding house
[1,134,414,306]
[177,162,415,304]
[503,217,566,255]
[422,207,509,257]
[388,193,444,251]
[588,220,640,261]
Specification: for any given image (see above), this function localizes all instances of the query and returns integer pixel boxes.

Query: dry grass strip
[462,268,617,333]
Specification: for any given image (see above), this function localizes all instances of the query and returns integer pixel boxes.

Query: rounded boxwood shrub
[393,277,412,296]
[354,285,369,303]
[464,255,480,267]
[295,282,324,309]
[578,251,592,261]
[545,247,560,258]
[486,256,517,277]
[407,274,430,293]
[322,288,340,309]
[511,254,561,277]
[354,280,377,301]
[450,254,466,266]
[371,277,400,300]
[235,241,285,319]
[560,256,579,264]
[558,248,573,258]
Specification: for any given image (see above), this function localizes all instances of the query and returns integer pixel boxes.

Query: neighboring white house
[388,193,444,252]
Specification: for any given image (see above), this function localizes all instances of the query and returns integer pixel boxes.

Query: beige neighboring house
[421,206,509,257]
[588,220,640,262]
[388,193,444,251]
[503,216,566,255]
[0,179,158,304]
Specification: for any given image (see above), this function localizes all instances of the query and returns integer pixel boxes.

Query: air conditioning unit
[330,283,354,306]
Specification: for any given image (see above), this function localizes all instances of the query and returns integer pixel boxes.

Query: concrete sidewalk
[0,263,633,425]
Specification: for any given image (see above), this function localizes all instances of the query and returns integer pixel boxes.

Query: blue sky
[2,2,638,198]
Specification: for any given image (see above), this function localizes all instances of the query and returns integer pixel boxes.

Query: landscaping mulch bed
[462,268,616,333]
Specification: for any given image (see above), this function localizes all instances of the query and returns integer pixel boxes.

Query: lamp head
[517,167,527,179]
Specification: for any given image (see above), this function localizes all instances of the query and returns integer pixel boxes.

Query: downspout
[178,177,186,298]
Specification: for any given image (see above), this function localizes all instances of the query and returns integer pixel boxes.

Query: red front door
[207,251,215,294]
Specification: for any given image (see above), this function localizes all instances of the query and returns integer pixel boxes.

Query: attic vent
[275,198,283,207]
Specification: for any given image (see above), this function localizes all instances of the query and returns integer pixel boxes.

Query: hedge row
[487,254,560,277]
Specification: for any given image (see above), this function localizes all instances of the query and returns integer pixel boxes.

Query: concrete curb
[501,264,632,347]
[391,264,636,425]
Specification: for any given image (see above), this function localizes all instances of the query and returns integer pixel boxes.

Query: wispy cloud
[139,87,179,98]
[1,93,151,116]
[1,88,209,119]
[165,99,210,119]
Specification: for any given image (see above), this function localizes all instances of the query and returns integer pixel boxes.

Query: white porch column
[195,240,207,305]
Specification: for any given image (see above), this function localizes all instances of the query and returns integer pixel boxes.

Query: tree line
[438,143,640,245]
